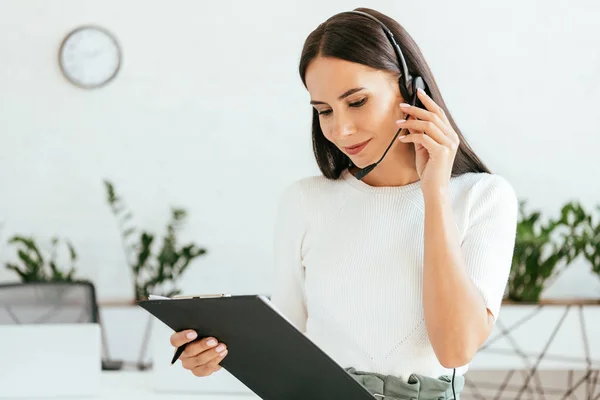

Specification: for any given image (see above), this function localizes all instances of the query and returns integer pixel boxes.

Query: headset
[341,10,429,181]
[343,10,458,400]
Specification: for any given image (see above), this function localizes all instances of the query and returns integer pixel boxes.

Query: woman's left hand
[396,88,460,196]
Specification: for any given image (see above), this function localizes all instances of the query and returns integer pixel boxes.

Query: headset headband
[343,10,411,92]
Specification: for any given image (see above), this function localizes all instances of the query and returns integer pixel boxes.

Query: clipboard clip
[172,293,232,299]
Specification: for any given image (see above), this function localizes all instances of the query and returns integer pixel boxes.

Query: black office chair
[0,281,123,370]
[0,280,98,324]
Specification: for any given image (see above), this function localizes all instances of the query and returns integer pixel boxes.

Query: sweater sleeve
[270,181,308,332]
[461,174,518,322]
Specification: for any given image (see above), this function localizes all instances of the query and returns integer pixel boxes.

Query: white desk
[94,371,259,400]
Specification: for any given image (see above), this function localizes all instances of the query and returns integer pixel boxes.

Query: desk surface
[98,371,258,400]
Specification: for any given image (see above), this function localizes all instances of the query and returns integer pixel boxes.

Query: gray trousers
[346,367,464,400]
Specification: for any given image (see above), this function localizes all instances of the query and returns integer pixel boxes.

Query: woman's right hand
[170,330,229,377]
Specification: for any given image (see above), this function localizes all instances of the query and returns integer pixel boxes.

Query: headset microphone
[352,126,405,180]
[352,83,423,181]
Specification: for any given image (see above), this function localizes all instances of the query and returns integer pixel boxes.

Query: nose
[330,112,356,140]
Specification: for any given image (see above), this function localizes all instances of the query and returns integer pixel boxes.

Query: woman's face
[305,56,406,168]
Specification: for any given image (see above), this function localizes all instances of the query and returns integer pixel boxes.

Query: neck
[350,141,419,187]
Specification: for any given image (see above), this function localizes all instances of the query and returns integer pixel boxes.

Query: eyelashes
[317,97,368,116]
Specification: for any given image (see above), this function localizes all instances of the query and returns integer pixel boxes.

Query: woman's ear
[386,72,403,100]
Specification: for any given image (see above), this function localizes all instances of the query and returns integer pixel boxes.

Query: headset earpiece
[412,75,425,95]
[399,74,425,107]
[411,75,426,108]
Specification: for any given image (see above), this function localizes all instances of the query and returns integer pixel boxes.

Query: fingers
[170,330,198,347]
[182,336,218,357]
[170,330,230,378]
[399,102,446,133]
[399,89,456,139]
[180,341,228,371]
[415,88,449,124]
[395,119,448,145]
[191,351,227,377]
[398,132,441,153]
[203,348,229,371]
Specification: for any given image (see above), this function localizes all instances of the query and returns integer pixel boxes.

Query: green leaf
[101,185,210,301]
[508,200,581,302]
[65,267,76,281]
[5,262,31,281]
[9,236,45,266]
[17,250,43,279]
[134,232,154,274]
[104,180,118,204]
[172,208,187,222]
[66,240,77,262]
[5,234,78,283]
[165,288,182,298]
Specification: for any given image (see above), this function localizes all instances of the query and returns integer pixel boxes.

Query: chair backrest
[0,281,99,325]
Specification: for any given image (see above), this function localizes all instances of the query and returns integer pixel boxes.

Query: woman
[170,7,517,399]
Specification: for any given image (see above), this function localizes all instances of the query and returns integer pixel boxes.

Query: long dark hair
[299,7,490,179]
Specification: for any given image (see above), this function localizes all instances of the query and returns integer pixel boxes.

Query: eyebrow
[310,87,366,105]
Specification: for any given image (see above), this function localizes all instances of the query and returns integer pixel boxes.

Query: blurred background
[0,1,599,399]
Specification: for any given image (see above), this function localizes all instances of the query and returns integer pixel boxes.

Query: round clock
[59,25,121,89]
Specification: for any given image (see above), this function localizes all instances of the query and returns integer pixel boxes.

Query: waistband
[346,367,465,399]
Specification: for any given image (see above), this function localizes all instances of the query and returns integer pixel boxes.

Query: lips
[343,139,371,155]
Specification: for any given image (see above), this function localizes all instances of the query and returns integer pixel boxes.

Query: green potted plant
[582,205,600,283]
[3,235,82,305]
[507,201,588,303]
[4,235,78,282]
[103,180,208,302]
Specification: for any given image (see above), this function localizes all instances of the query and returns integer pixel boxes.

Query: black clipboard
[138,294,375,400]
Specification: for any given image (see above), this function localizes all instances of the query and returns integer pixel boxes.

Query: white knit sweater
[270,168,518,380]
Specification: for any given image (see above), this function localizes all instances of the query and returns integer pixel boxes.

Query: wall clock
[59,25,121,89]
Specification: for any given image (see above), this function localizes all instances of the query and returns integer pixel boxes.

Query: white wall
[1,0,599,303]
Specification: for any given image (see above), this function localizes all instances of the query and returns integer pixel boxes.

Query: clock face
[59,26,121,89]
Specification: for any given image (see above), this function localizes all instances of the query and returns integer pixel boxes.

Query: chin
[348,152,377,169]
[342,139,378,168]
[350,159,370,168]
